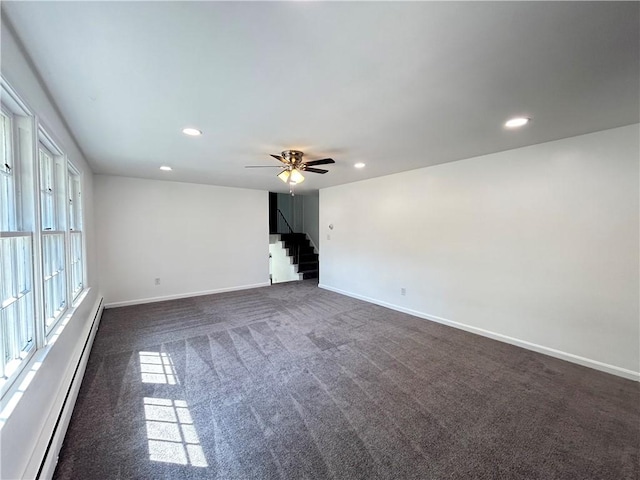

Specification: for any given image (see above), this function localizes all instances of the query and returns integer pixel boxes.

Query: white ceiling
[2,2,638,194]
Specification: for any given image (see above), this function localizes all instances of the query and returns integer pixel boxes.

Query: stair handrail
[276,209,294,234]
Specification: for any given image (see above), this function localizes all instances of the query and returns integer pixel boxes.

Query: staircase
[280,233,319,280]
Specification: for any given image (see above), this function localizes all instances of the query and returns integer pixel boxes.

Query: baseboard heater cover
[36,297,104,479]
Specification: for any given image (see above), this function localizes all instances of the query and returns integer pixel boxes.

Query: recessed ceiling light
[182,127,202,136]
[160,166,172,171]
[354,162,366,169]
[504,117,530,128]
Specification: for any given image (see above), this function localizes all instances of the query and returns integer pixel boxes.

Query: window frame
[67,164,84,302]
[38,130,69,337]
[0,84,38,396]
[0,74,91,400]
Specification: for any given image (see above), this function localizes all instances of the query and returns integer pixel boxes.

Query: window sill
[0,287,91,428]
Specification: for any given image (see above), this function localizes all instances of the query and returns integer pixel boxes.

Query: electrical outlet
[155,278,161,286]
[401,287,406,296]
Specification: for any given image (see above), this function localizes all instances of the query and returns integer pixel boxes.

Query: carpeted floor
[54,280,639,479]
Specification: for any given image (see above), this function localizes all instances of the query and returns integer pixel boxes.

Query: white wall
[320,125,639,379]
[1,18,102,480]
[96,175,269,306]
[269,235,301,283]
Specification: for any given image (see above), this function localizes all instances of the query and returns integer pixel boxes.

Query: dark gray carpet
[54,280,639,479]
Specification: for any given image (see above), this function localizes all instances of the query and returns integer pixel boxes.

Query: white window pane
[71,232,83,296]
[68,176,75,231]
[68,174,82,232]
[54,158,66,230]
[0,174,13,232]
[1,238,15,303]
[39,149,54,230]
[42,233,66,333]
[68,170,83,299]
[1,112,15,232]
[0,235,34,379]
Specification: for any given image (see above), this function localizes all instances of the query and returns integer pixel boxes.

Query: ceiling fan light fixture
[278,168,305,185]
[251,149,332,186]
[278,170,291,183]
[290,168,305,184]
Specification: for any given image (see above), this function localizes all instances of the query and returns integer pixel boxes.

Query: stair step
[284,240,313,249]
[295,253,318,262]
[284,240,313,247]
[287,248,315,257]
[297,262,319,273]
[280,233,308,242]
[275,233,319,280]
[281,234,308,240]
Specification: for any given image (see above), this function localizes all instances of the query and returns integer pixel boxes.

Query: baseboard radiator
[36,297,104,479]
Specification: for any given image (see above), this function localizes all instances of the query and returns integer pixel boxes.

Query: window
[0,104,36,383]
[0,77,88,397]
[39,141,67,334]
[68,167,83,299]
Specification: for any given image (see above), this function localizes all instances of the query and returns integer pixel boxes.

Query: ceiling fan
[245,150,335,192]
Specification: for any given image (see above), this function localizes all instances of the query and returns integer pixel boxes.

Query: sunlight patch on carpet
[139,351,179,385]
[143,397,208,467]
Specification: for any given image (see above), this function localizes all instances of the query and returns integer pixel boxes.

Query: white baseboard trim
[26,295,104,480]
[105,282,271,309]
[319,284,640,382]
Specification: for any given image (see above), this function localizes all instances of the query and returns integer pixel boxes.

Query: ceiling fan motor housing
[282,150,304,166]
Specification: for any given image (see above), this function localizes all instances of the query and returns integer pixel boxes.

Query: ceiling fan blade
[304,167,329,174]
[304,158,335,166]
[270,154,285,162]
[245,165,283,168]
